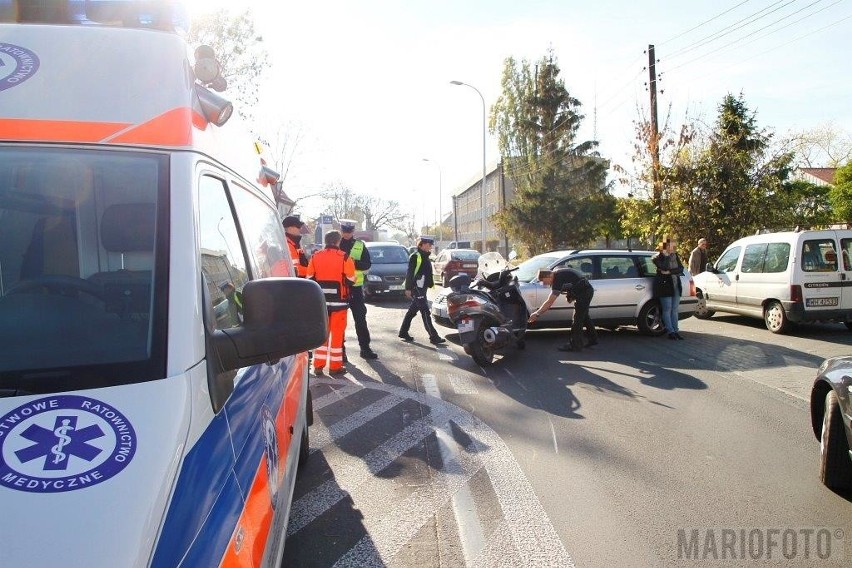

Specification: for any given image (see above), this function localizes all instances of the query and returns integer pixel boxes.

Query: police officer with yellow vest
[398,236,446,344]
[339,220,378,359]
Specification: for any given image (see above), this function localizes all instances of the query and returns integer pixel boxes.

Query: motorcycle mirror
[508,249,518,261]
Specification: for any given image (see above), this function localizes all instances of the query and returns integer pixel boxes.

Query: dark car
[810,356,852,491]
[363,242,410,298]
[432,248,481,288]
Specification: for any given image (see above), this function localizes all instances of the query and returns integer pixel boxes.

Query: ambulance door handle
[289,425,294,435]
[842,273,847,280]
[735,274,739,281]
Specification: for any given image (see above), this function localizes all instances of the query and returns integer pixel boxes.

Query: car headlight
[366,274,382,282]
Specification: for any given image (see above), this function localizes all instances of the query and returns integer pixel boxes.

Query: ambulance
[0,3,327,566]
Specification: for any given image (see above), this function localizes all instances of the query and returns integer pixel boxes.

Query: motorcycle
[443,252,528,366]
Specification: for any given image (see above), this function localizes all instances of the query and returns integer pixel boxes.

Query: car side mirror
[211,278,328,372]
[706,262,716,273]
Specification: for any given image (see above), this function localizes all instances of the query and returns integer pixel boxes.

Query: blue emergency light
[0,0,190,35]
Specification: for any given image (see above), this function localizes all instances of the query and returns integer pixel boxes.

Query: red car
[432,248,481,287]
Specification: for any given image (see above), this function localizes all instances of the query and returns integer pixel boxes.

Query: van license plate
[806,297,838,307]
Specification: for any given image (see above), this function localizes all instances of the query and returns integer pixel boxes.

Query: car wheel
[637,301,666,336]
[819,390,852,490]
[764,300,790,334]
[693,289,715,319]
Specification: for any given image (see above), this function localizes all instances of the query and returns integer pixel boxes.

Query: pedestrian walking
[688,238,708,276]
[528,268,597,352]
[338,219,378,359]
[307,230,356,374]
[652,238,685,340]
[283,215,309,277]
[398,237,446,344]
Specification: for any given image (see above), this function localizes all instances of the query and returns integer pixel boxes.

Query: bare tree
[358,194,409,232]
[785,123,852,167]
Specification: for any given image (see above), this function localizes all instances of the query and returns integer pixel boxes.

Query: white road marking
[421,374,486,565]
[438,350,457,361]
[311,383,362,412]
[298,378,572,567]
[548,417,559,454]
[309,392,405,454]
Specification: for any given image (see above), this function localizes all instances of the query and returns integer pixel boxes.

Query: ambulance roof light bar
[0,0,191,35]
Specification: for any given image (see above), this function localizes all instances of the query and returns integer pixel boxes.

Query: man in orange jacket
[307,230,356,374]
[283,215,309,277]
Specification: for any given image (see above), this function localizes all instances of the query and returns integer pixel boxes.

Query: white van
[693,229,852,333]
[0,8,326,568]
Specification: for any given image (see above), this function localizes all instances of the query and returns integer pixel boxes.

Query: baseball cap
[282,215,305,229]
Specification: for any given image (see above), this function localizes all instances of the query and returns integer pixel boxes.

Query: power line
[666,0,837,73]
[660,0,755,46]
[667,0,796,60]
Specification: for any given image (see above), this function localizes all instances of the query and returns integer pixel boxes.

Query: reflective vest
[308,248,354,312]
[286,235,308,277]
[349,240,366,286]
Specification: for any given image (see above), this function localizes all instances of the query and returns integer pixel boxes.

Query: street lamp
[421,158,442,244]
[450,80,487,252]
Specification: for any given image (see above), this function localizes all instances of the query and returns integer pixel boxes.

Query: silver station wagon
[433,249,697,335]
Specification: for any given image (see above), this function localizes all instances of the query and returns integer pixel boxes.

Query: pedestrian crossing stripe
[290,378,574,567]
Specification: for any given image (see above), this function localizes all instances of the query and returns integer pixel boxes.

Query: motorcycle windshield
[478,252,507,278]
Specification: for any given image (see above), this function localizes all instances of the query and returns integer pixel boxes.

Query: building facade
[452,161,516,255]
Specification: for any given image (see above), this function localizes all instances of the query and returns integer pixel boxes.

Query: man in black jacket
[398,237,445,344]
[339,220,378,359]
[528,267,597,352]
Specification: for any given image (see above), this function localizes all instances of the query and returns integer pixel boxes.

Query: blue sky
[189,0,851,226]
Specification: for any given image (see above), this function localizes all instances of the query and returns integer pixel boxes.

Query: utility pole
[648,44,661,218]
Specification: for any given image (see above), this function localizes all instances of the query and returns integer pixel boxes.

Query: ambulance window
[229,184,292,278]
[198,176,249,330]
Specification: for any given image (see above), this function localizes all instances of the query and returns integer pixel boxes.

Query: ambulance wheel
[298,423,310,468]
[764,300,790,334]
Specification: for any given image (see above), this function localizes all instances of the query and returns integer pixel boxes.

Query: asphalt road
[283,292,852,567]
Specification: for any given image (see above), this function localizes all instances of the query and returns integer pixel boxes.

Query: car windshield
[0,146,168,394]
[369,245,409,264]
[452,250,480,261]
[515,254,564,282]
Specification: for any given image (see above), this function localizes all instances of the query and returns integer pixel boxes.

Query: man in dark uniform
[398,236,446,344]
[528,267,598,352]
[338,220,378,359]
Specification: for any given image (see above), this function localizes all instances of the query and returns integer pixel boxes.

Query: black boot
[421,310,445,344]
[399,308,416,341]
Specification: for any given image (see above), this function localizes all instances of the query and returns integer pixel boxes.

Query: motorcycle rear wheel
[470,323,495,366]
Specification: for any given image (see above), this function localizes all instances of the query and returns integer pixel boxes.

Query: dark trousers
[348,286,371,350]
[399,290,440,338]
[570,290,597,350]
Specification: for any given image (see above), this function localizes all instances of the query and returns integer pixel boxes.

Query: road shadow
[707,314,852,346]
[283,450,377,567]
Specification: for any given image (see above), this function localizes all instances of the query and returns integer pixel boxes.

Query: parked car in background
[433,248,481,287]
[693,229,852,333]
[511,249,696,335]
[364,242,410,298]
[809,356,852,491]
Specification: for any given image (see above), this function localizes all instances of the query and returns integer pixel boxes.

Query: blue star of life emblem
[0,395,136,493]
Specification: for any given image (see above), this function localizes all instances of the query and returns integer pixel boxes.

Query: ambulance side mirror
[211,278,328,372]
